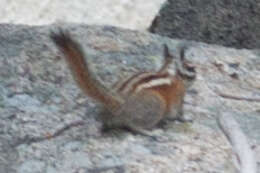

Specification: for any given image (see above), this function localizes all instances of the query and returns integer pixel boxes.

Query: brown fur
[51,31,123,111]
[148,75,185,113]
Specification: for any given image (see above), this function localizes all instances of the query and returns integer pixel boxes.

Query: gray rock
[149,0,260,49]
[18,160,45,173]
[0,24,259,173]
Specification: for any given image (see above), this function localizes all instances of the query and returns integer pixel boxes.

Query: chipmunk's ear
[163,44,174,60]
[158,44,175,73]
[179,45,185,62]
[175,45,196,83]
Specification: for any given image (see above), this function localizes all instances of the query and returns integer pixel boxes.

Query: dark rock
[149,0,260,49]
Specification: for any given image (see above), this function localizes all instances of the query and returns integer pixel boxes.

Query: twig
[217,92,260,102]
[217,112,257,173]
[48,120,85,139]
[13,120,85,147]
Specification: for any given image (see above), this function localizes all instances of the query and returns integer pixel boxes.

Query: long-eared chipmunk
[50,30,196,135]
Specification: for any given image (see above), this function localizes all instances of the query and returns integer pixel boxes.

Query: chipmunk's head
[163,44,196,88]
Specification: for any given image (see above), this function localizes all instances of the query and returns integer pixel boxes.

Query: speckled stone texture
[149,0,260,49]
[0,24,259,173]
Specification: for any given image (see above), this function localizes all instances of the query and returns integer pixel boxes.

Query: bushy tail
[50,30,123,111]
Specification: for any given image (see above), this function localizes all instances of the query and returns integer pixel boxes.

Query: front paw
[176,115,193,123]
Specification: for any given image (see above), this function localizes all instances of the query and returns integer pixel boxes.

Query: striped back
[115,72,173,96]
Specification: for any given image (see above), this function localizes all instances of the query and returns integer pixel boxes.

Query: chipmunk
[50,30,196,135]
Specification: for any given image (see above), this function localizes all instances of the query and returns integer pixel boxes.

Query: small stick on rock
[217,112,257,173]
[217,92,260,102]
[13,120,85,147]
[46,120,85,139]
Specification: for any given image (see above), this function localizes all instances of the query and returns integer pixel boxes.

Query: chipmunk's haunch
[50,30,196,134]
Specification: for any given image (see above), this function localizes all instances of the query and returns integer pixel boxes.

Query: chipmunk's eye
[184,62,196,72]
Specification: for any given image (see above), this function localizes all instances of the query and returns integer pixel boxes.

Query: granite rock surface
[0,24,259,173]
